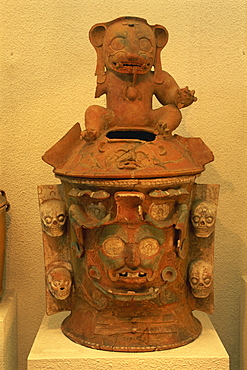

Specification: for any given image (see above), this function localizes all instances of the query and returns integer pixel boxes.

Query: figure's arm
[95,82,107,98]
[154,71,197,108]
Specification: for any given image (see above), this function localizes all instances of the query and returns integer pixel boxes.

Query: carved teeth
[114,62,148,70]
[118,271,147,278]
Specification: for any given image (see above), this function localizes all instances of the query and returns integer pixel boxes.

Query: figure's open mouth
[119,271,147,278]
[112,61,150,73]
[108,268,156,283]
[92,280,160,301]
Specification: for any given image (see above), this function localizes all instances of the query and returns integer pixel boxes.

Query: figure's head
[189,260,213,298]
[191,200,217,238]
[89,16,168,83]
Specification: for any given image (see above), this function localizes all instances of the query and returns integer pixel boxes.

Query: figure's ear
[153,25,169,84]
[89,24,107,84]
[154,26,169,48]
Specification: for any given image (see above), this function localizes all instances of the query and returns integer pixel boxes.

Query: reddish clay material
[38,16,219,352]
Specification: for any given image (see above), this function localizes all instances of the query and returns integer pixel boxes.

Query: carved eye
[206,216,213,224]
[191,277,199,285]
[110,37,125,50]
[44,216,52,225]
[57,214,65,222]
[204,277,211,285]
[139,238,159,256]
[139,37,152,52]
[193,216,200,224]
[103,236,125,257]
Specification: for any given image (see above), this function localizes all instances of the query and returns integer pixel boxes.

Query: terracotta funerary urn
[38,16,219,351]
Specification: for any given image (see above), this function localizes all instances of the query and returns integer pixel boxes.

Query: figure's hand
[177,86,197,108]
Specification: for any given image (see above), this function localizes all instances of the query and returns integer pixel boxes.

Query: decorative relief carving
[40,199,67,237]
[191,200,217,238]
[47,266,72,300]
[189,260,213,298]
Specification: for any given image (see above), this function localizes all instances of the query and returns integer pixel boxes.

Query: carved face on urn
[89,17,168,79]
[86,224,176,301]
[189,260,213,298]
[40,199,67,237]
[47,267,72,300]
[103,19,157,75]
[191,200,216,238]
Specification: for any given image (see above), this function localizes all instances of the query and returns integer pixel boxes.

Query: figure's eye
[102,236,125,257]
[57,214,65,222]
[139,238,159,256]
[204,277,211,285]
[193,216,200,223]
[44,216,52,224]
[191,277,199,285]
[206,216,213,224]
[110,37,125,50]
[139,37,152,52]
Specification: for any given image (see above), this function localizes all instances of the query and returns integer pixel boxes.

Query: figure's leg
[81,105,115,142]
[152,104,182,137]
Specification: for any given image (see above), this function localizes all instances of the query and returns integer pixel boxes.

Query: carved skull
[40,199,67,237]
[189,260,213,298]
[47,267,72,300]
[191,200,216,238]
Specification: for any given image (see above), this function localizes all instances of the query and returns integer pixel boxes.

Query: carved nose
[124,246,141,269]
[126,52,139,61]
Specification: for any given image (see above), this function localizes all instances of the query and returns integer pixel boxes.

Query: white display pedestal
[0,290,17,370]
[28,310,229,370]
[241,275,247,370]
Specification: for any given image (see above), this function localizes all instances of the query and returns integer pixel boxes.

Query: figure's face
[40,199,67,237]
[86,224,176,301]
[103,20,156,75]
[47,267,72,300]
[191,201,216,238]
[189,260,213,298]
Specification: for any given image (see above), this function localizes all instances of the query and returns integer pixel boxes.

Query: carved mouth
[193,287,211,298]
[112,61,150,73]
[53,290,70,300]
[119,271,147,278]
[108,268,155,283]
[44,226,63,237]
[92,281,160,301]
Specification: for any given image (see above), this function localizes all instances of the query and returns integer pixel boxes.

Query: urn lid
[42,123,213,180]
